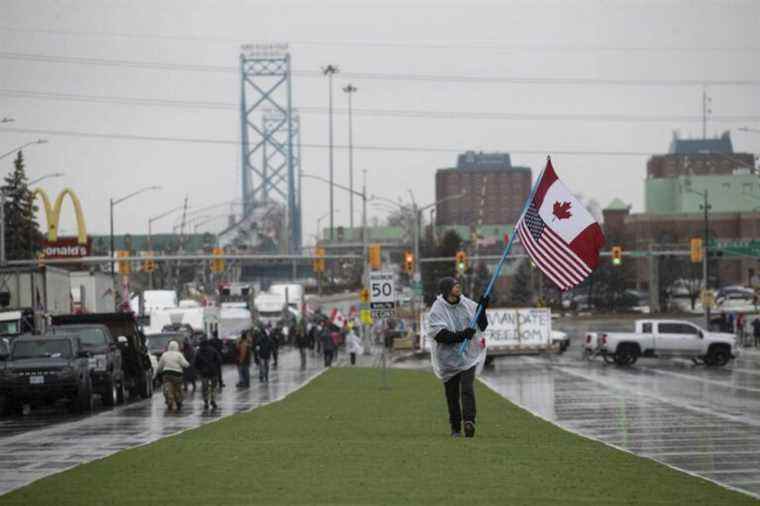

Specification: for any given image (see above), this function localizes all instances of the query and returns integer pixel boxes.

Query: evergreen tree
[421,229,462,304]
[509,259,534,306]
[2,151,42,260]
[470,261,492,301]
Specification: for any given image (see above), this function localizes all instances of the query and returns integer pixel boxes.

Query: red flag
[516,159,605,291]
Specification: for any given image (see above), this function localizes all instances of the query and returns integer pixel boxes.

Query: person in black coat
[296,323,310,370]
[270,323,282,369]
[181,338,197,392]
[256,329,274,383]
[209,330,225,388]
[321,324,337,367]
[193,336,223,411]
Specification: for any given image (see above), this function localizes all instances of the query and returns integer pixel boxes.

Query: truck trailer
[0,266,72,338]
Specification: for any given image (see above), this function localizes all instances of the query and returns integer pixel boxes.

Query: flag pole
[459,156,551,354]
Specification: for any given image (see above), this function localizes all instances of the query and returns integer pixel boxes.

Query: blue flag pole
[458,157,550,354]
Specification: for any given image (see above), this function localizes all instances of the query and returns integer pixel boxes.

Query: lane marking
[639,367,760,394]
[551,364,760,428]
[479,376,760,501]
[644,450,760,457]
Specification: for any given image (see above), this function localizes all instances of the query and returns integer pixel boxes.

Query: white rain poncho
[426,294,487,383]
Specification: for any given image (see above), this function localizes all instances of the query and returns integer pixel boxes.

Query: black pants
[443,366,476,433]
[324,350,334,367]
[298,347,307,369]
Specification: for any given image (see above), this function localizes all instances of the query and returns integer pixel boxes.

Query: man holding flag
[427,157,604,438]
[428,277,489,438]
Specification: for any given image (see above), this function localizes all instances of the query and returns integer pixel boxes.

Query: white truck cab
[598,319,738,367]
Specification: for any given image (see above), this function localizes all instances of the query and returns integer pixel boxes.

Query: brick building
[435,151,531,227]
[602,132,760,290]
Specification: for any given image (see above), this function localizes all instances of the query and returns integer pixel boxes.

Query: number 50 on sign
[369,271,395,312]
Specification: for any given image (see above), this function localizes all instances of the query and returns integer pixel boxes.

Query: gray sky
[1,0,759,244]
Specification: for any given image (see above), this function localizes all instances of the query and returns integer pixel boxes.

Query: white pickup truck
[594,319,738,367]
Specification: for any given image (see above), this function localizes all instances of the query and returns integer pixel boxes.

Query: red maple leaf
[552,201,573,221]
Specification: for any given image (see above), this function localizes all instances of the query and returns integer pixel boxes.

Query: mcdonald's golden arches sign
[34,188,91,258]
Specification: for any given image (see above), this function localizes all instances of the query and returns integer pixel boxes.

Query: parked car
[49,324,123,407]
[551,330,570,353]
[52,313,153,401]
[0,334,95,415]
[146,333,184,360]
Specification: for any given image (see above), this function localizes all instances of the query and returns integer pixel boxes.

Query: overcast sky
[1,0,759,245]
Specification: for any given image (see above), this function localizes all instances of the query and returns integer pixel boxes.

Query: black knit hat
[438,277,458,297]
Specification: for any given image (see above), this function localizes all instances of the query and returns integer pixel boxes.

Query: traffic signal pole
[703,189,710,328]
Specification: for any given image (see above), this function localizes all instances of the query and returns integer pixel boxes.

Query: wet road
[0,349,326,495]
[479,319,760,500]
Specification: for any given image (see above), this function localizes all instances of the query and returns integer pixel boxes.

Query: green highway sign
[715,240,760,258]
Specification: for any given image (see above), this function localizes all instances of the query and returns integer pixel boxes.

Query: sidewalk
[0,348,324,496]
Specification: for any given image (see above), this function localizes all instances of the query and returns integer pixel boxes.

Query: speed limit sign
[369,271,396,317]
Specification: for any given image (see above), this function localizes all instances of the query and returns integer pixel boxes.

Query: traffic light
[211,247,225,273]
[143,257,156,273]
[116,250,131,274]
[456,250,467,273]
[368,244,381,270]
[404,250,414,273]
[690,237,703,263]
[313,246,326,273]
[611,246,622,266]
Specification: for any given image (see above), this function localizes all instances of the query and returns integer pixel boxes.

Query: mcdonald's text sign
[42,236,91,259]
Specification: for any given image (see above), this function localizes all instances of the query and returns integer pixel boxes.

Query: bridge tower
[239,43,301,253]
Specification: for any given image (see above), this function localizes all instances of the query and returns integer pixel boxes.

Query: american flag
[516,199,593,291]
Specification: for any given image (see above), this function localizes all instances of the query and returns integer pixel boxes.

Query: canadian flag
[516,159,605,291]
[331,308,347,328]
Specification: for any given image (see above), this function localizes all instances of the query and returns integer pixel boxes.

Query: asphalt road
[479,317,760,500]
[2,313,759,500]
[0,349,326,495]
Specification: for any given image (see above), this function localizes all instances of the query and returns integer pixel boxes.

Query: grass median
[1,368,756,505]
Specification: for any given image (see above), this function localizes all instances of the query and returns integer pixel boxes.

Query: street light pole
[322,64,339,240]
[109,185,161,278]
[0,139,48,161]
[28,172,65,186]
[343,84,357,230]
[147,204,186,289]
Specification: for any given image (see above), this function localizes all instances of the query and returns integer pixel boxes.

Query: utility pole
[322,64,339,241]
[343,84,357,230]
[109,198,115,275]
[702,89,711,140]
[361,168,369,355]
[702,189,711,328]
[0,192,5,266]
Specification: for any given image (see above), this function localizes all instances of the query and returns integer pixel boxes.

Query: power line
[0,126,656,157]
[2,26,759,53]
[2,51,760,87]
[3,88,760,124]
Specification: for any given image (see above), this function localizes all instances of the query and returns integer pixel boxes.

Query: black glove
[435,329,463,344]
[461,328,476,341]
[478,295,490,309]
[477,311,488,331]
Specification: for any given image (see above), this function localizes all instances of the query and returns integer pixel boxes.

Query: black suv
[50,324,123,406]
[0,334,95,415]
[52,313,153,401]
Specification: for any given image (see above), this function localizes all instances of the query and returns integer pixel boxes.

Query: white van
[269,284,304,311]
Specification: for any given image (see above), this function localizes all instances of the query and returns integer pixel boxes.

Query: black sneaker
[451,431,462,438]
[464,421,476,438]
[211,401,218,411]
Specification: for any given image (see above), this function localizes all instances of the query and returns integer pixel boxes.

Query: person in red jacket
[236,333,252,388]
